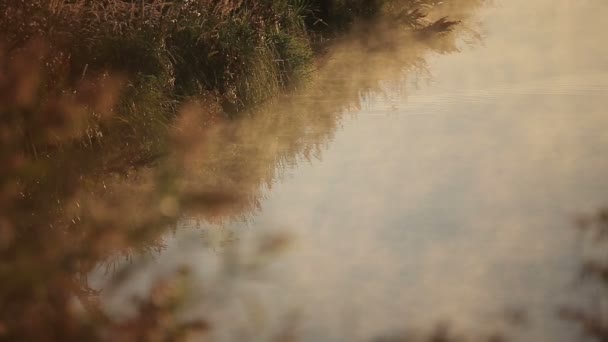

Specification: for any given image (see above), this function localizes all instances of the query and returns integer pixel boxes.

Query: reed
[0,1,467,340]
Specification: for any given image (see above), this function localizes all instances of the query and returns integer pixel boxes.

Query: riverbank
[0,1,466,340]
[1,0,458,172]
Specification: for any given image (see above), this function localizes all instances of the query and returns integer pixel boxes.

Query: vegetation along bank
[0,1,462,340]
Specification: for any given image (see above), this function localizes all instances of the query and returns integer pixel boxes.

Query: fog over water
[92,0,608,340]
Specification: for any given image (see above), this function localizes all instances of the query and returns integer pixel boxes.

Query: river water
[93,0,608,341]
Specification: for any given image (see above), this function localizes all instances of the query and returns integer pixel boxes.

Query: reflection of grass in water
[0,0,487,340]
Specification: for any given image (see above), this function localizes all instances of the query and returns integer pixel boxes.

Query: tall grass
[0,1,470,340]
[0,0,459,173]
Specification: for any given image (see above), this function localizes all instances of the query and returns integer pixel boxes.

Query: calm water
[93,0,608,340]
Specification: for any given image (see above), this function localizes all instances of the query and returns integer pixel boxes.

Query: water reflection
[161,0,485,222]
[95,0,608,341]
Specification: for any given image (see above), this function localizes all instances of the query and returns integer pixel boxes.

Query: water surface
[94,0,608,340]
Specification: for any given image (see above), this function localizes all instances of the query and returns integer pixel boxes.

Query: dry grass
[0,1,476,341]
